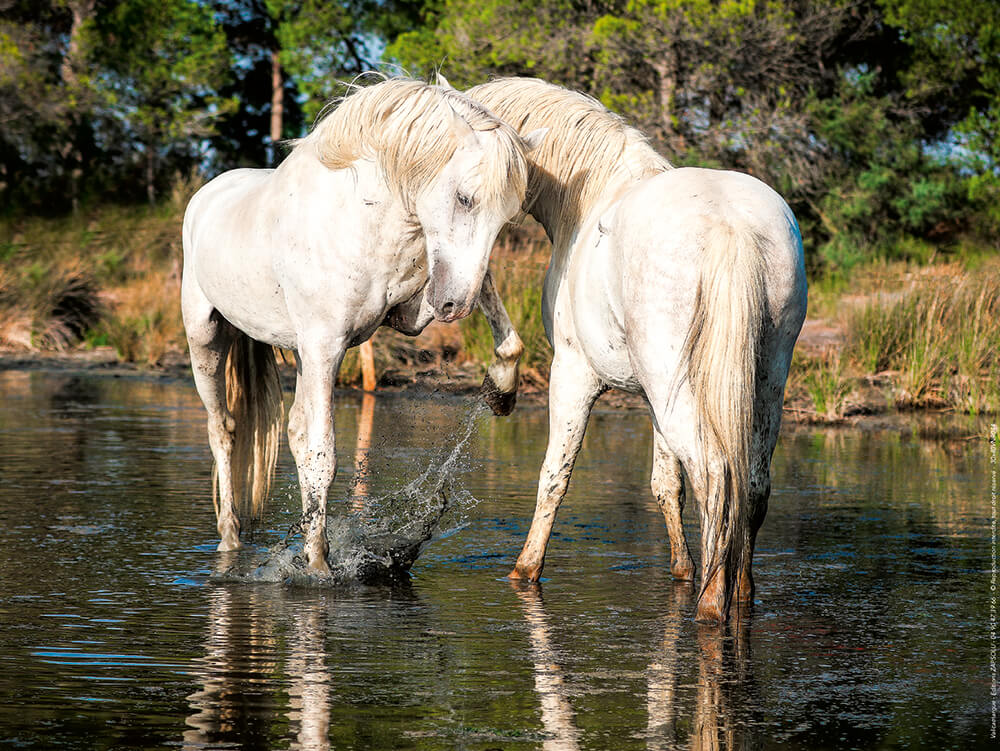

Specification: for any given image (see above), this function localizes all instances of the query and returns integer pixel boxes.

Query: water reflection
[184,557,334,750]
[513,580,760,751]
[0,371,991,749]
[513,585,581,751]
[349,392,377,511]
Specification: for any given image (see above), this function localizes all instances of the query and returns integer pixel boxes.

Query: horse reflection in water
[513,583,756,750]
[183,557,335,750]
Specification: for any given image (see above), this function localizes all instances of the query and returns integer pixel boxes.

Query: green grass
[460,227,552,381]
[844,262,1000,413]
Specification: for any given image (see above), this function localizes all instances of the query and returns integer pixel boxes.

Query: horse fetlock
[671,556,696,581]
[736,567,755,603]
[508,562,543,582]
[695,569,730,624]
[495,331,524,362]
[216,519,241,552]
[306,550,332,576]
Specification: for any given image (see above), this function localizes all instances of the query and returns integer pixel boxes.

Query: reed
[845,262,1000,413]
[460,223,552,382]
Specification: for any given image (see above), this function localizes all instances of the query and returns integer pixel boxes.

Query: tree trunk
[270,49,284,167]
[146,146,156,205]
[360,339,376,392]
[60,0,95,213]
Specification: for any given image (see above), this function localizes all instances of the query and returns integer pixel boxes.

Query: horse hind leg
[184,303,240,551]
[737,469,770,604]
[736,397,782,604]
[650,432,695,581]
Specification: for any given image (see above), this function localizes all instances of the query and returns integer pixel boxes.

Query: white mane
[299,77,530,213]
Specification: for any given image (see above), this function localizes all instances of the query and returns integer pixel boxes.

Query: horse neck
[530,139,662,257]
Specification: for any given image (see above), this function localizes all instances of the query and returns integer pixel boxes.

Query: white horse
[182,77,544,574]
[465,77,807,622]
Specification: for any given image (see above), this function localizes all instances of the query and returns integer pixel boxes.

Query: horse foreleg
[287,341,345,575]
[478,270,524,416]
[510,350,602,581]
[185,300,240,551]
[651,432,695,581]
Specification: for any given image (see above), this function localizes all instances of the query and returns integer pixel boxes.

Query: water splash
[221,400,489,586]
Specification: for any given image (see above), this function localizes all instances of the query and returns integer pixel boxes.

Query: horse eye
[457,192,474,209]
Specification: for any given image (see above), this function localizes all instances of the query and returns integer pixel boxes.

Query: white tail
[213,334,284,525]
[681,222,767,616]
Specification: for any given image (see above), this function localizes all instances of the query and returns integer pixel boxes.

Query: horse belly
[197,250,297,348]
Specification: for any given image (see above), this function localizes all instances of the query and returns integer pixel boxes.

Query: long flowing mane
[467,78,672,241]
[298,77,529,213]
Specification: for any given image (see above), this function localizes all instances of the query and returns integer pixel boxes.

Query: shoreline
[1,346,991,441]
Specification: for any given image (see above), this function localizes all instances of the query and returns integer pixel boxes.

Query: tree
[387,0,1000,271]
[0,0,97,213]
[87,0,236,203]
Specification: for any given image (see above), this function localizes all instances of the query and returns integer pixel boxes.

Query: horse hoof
[307,558,332,577]
[671,561,695,581]
[480,373,516,416]
[217,538,242,552]
[694,602,727,624]
[508,565,541,582]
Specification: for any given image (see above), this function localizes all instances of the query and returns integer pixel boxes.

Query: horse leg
[737,472,770,604]
[183,299,240,551]
[510,349,602,581]
[478,270,524,416]
[736,395,782,604]
[286,340,345,575]
[646,388,734,623]
[651,431,695,581]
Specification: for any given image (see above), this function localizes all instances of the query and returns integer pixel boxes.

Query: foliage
[388,0,1000,272]
[845,263,1000,412]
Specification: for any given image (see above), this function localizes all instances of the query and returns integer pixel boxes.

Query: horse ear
[522,128,548,153]
[436,72,455,90]
[448,104,478,145]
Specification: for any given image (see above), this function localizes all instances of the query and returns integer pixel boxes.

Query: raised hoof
[480,373,516,416]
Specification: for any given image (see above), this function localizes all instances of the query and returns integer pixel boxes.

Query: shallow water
[0,370,993,749]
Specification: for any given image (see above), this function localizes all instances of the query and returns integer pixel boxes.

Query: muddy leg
[509,349,602,581]
[186,308,240,551]
[651,432,695,581]
[286,341,345,574]
[692,462,737,624]
[737,473,770,604]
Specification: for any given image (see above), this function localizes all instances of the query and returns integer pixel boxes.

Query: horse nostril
[441,301,455,317]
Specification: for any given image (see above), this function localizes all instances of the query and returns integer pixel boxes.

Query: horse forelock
[467,77,671,239]
[301,77,528,213]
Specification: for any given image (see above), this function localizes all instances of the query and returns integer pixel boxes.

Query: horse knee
[207,413,236,454]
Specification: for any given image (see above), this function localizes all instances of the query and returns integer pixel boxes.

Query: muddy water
[0,370,992,749]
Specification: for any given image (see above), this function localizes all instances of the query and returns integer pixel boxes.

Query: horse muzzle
[428,264,477,322]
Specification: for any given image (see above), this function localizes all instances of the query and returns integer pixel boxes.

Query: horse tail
[214,332,284,525]
[681,222,767,618]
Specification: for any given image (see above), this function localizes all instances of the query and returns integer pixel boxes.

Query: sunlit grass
[843,260,1000,413]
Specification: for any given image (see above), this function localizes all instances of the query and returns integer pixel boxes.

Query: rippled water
[0,370,992,749]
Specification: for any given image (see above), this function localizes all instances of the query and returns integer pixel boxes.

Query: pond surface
[0,370,993,750]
